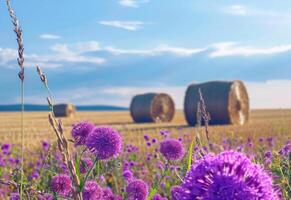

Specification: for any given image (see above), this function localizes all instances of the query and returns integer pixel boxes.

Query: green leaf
[187,139,195,172]
[147,188,158,200]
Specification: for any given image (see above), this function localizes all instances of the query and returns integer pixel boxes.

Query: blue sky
[1,0,291,108]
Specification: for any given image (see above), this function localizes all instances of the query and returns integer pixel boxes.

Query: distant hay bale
[130,93,175,123]
[53,104,76,117]
[184,80,249,126]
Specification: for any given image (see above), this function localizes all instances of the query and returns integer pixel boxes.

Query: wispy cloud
[210,42,291,57]
[224,5,248,16]
[105,44,206,56]
[39,34,61,40]
[0,41,105,69]
[118,0,149,8]
[99,20,144,31]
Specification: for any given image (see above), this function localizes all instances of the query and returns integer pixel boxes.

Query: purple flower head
[86,126,122,160]
[2,144,10,154]
[80,158,93,174]
[152,194,168,200]
[38,193,53,200]
[123,170,133,182]
[152,138,157,143]
[267,137,274,148]
[143,135,150,141]
[10,193,20,200]
[42,141,50,151]
[126,179,148,200]
[71,121,95,146]
[174,151,279,200]
[50,174,71,197]
[171,186,183,200]
[29,171,40,180]
[160,139,185,161]
[102,187,120,200]
[82,181,102,200]
[278,141,291,157]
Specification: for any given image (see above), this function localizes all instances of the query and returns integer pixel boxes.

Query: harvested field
[0,109,290,150]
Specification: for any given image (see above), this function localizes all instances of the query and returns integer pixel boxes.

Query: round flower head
[152,194,168,200]
[123,170,133,182]
[50,174,71,197]
[82,181,102,200]
[85,126,122,160]
[71,121,95,146]
[174,151,279,200]
[80,158,93,174]
[102,187,120,200]
[126,179,148,200]
[160,139,185,161]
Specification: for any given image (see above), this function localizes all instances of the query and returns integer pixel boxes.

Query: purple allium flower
[50,174,71,197]
[86,126,122,160]
[72,121,95,146]
[160,139,185,161]
[152,138,157,143]
[123,170,133,182]
[82,181,102,200]
[10,193,20,200]
[126,179,148,200]
[80,158,93,174]
[38,193,53,200]
[174,151,279,200]
[152,194,168,200]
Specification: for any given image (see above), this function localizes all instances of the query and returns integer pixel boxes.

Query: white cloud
[39,34,61,40]
[224,5,248,16]
[105,44,206,56]
[24,80,291,109]
[0,41,105,69]
[209,42,291,57]
[118,0,149,8]
[99,20,144,31]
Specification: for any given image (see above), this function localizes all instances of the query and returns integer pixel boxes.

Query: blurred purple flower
[79,158,93,174]
[82,181,102,200]
[42,141,50,151]
[123,170,133,182]
[86,126,122,160]
[126,179,148,200]
[9,193,20,200]
[143,135,150,141]
[72,121,95,146]
[160,139,185,161]
[38,193,53,200]
[50,174,71,197]
[152,194,168,200]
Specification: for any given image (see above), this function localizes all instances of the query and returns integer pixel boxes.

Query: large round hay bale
[184,80,249,126]
[53,104,76,117]
[130,93,175,123]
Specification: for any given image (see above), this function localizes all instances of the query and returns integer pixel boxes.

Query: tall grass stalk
[6,0,25,198]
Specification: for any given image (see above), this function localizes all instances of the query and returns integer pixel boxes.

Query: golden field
[0,109,290,150]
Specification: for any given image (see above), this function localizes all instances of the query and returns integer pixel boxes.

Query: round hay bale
[184,80,249,126]
[53,104,76,117]
[130,93,175,123]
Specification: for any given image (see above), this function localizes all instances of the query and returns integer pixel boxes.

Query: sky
[1,0,291,109]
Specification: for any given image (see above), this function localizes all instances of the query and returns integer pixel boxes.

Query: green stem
[20,81,24,199]
[81,158,98,191]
